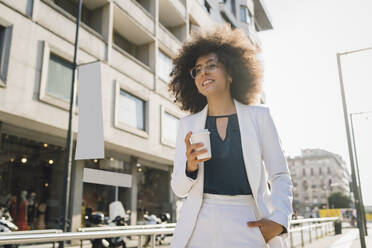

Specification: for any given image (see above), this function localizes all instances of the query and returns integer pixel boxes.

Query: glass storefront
[137,165,171,222]
[81,159,132,226]
[0,133,66,230]
[0,128,174,230]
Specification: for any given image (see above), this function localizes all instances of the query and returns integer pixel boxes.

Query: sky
[257,0,372,205]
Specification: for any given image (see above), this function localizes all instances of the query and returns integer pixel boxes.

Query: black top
[186,113,252,195]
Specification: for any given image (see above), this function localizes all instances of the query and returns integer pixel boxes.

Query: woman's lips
[202,79,214,87]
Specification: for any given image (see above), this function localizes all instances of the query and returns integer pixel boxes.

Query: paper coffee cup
[190,129,211,160]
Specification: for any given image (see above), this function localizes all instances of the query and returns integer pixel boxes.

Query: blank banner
[75,61,104,160]
[83,168,132,188]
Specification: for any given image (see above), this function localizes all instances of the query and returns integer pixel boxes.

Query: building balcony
[188,0,214,28]
[111,46,154,90]
[37,0,107,60]
[1,0,33,16]
[159,0,187,43]
[253,0,273,31]
[112,2,155,77]
[158,24,181,57]
[114,0,155,36]
[219,1,238,28]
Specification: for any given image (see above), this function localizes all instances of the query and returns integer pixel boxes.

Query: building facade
[0,0,271,232]
[287,149,351,214]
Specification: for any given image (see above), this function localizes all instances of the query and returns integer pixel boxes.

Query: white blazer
[170,99,293,248]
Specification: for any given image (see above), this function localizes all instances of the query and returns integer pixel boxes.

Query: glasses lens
[190,68,196,79]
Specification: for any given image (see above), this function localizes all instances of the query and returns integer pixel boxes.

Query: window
[157,50,173,83]
[161,108,179,147]
[310,168,314,176]
[231,0,236,16]
[118,90,146,131]
[0,133,67,230]
[302,168,306,176]
[240,6,252,25]
[0,26,4,62]
[39,42,78,109]
[327,167,331,174]
[319,167,323,175]
[0,24,12,86]
[303,180,308,190]
[46,53,74,102]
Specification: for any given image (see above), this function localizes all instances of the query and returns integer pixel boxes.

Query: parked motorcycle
[85,201,129,248]
[143,212,170,246]
[0,205,19,248]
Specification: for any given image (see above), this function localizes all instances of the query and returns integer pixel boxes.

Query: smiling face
[192,53,232,99]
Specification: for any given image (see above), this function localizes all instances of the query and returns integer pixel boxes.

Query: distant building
[287,149,351,213]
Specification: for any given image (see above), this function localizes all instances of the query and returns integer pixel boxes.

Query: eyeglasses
[190,58,219,79]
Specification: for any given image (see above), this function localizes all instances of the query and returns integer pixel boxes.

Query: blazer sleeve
[261,107,293,237]
[171,119,198,198]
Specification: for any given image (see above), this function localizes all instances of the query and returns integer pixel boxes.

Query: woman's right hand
[184,131,210,172]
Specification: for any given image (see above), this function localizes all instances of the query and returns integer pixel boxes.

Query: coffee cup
[190,129,211,160]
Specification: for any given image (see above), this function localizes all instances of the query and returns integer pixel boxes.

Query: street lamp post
[336,46,372,248]
[350,111,371,235]
[60,0,82,245]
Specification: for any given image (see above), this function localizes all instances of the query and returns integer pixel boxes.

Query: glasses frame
[190,58,219,79]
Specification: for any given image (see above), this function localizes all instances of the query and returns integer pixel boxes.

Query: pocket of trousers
[249,206,267,245]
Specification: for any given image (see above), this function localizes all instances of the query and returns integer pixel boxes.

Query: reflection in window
[0,133,66,230]
[162,112,179,145]
[0,24,12,84]
[118,90,146,131]
[46,53,73,101]
[240,5,252,25]
[157,50,173,83]
[137,165,171,222]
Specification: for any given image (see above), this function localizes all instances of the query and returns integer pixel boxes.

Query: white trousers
[186,194,286,248]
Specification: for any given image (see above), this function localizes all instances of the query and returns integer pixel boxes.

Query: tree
[328,192,352,208]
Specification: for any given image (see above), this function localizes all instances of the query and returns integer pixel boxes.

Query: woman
[168,25,292,248]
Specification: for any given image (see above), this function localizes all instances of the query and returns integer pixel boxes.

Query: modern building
[287,149,351,214]
[0,0,272,232]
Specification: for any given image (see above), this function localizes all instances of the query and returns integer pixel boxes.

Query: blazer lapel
[194,104,208,190]
[234,99,262,200]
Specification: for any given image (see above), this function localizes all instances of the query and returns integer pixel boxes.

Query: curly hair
[168,24,263,114]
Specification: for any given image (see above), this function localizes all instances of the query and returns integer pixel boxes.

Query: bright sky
[257,0,372,205]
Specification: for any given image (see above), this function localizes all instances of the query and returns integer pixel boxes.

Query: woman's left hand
[246,218,284,243]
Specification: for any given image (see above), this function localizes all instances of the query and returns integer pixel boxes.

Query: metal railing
[289,217,339,247]
[78,223,176,232]
[0,217,339,247]
[0,229,62,236]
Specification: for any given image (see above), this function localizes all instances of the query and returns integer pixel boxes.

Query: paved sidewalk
[305,223,372,248]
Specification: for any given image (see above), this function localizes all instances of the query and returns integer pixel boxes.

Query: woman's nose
[199,68,210,79]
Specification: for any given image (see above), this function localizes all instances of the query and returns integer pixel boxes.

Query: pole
[350,113,368,236]
[336,53,366,247]
[60,0,82,243]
